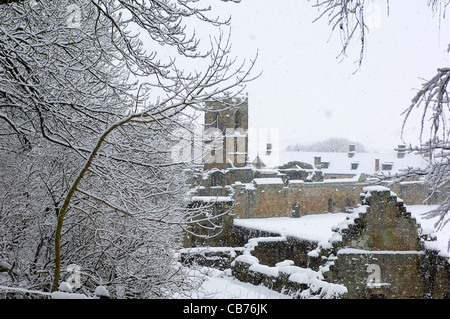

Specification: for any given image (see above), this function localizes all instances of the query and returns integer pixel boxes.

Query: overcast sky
[212,0,450,154]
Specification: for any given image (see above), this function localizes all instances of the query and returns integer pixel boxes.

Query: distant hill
[285,138,367,153]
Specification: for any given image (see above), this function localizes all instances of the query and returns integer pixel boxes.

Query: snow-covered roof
[189,196,234,203]
[253,178,285,185]
[233,213,349,242]
[255,150,429,176]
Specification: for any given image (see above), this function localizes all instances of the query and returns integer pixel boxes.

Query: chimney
[348,144,356,158]
[397,144,406,158]
[375,158,380,172]
[314,156,322,169]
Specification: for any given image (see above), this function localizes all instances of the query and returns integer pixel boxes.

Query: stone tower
[203,94,249,171]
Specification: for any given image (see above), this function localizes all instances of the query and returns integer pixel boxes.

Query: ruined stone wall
[324,174,356,179]
[327,250,425,299]
[389,181,445,205]
[204,95,249,171]
[325,249,450,299]
[178,247,244,270]
[192,167,442,220]
[433,255,450,298]
[247,237,316,268]
[230,239,347,299]
[230,179,439,219]
[342,189,422,251]
[232,180,365,218]
[231,183,255,219]
[184,185,450,299]
[300,182,364,214]
[317,187,450,299]
[225,167,254,185]
[250,184,298,218]
[232,183,302,218]
[230,225,281,247]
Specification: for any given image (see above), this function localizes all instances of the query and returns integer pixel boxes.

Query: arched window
[234,111,240,129]
[210,171,225,187]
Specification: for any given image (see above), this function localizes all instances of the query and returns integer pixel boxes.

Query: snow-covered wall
[230,238,347,299]
[313,187,450,299]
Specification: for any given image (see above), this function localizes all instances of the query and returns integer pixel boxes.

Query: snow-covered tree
[0,0,254,298]
[311,0,450,231]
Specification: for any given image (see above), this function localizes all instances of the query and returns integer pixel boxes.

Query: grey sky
[218,0,450,153]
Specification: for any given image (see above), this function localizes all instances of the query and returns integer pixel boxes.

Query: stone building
[187,93,438,220]
[203,94,248,171]
[313,186,450,299]
[220,187,450,299]
[180,95,450,298]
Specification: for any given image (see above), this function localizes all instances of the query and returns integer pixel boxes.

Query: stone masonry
[314,186,449,299]
[181,186,450,298]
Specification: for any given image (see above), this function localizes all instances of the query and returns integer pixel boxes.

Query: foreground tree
[312,0,450,231]
[0,0,254,297]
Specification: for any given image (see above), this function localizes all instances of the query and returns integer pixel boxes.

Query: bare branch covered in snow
[0,0,255,298]
[312,0,450,238]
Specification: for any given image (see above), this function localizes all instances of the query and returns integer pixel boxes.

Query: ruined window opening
[327,198,334,212]
[234,111,240,129]
[381,163,393,170]
[292,202,300,218]
[351,162,359,170]
[345,197,352,207]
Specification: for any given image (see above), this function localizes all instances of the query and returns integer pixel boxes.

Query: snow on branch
[311,0,367,66]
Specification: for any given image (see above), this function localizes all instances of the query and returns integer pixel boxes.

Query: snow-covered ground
[233,213,349,242]
[190,205,449,299]
[176,267,292,299]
